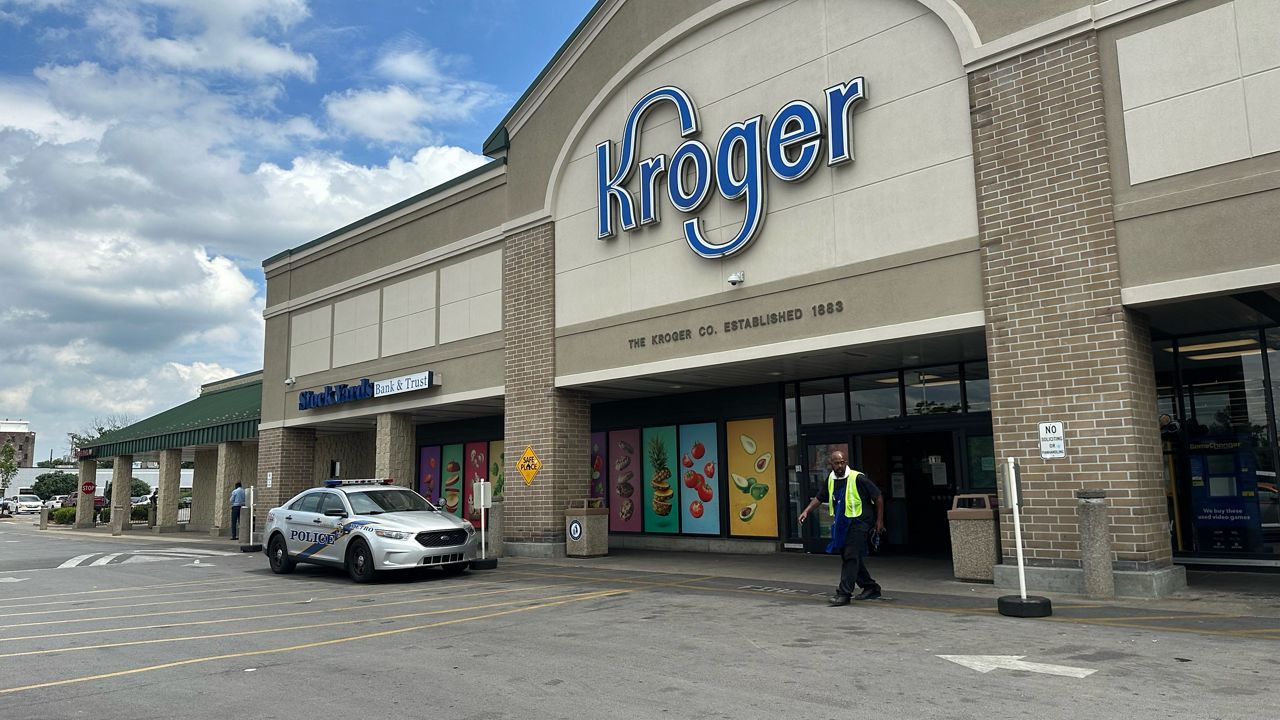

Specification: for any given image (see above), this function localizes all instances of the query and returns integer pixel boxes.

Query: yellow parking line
[1,583,559,644]
[0,586,603,659]
[0,587,632,696]
[0,576,262,606]
[0,578,518,631]
[0,581,282,615]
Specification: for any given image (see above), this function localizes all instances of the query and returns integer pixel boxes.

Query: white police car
[264,479,477,582]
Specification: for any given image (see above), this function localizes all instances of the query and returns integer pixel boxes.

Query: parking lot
[1,522,1279,719]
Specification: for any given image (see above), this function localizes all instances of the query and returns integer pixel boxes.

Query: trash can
[947,494,1000,582]
[564,498,608,558]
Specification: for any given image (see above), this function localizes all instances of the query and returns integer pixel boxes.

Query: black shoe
[853,587,882,601]
[828,595,851,607]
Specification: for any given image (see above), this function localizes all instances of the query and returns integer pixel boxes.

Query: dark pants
[836,522,879,598]
[230,505,242,539]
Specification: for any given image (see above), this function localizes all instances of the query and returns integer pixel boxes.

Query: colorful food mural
[441,443,464,518]
[726,418,778,537]
[463,441,488,528]
[488,440,505,500]
[678,422,719,535]
[642,425,679,534]
[589,431,607,501]
[608,429,641,532]
[418,446,441,505]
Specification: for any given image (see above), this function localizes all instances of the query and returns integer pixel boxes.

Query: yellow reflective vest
[827,470,864,518]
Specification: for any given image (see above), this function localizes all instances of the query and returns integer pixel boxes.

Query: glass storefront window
[906,366,963,415]
[965,435,996,490]
[799,378,846,424]
[849,372,900,420]
[964,362,989,413]
[785,384,798,468]
[1178,331,1272,473]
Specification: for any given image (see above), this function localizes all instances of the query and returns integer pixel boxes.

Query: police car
[263,479,477,582]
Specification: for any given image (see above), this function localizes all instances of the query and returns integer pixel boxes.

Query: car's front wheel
[267,534,296,574]
[346,539,377,583]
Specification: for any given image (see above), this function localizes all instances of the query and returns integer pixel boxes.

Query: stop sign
[81,481,96,495]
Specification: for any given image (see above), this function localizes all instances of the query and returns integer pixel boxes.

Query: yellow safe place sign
[518,446,542,486]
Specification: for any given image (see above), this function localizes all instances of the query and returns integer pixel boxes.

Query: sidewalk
[17,518,1280,619]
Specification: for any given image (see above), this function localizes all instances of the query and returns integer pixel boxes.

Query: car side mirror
[323,508,348,518]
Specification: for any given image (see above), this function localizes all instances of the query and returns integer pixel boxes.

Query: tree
[130,478,151,497]
[36,459,64,468]
[67,415,134,468]
[32,472,79,500]
[0,441,16,503]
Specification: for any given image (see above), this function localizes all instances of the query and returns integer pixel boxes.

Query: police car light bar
[323,478,397,487]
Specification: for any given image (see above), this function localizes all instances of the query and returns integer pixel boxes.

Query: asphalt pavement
[0,517,1277,720]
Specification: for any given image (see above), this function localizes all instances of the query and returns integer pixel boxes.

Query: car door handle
[285,515,292,520]
[312,518,322,524]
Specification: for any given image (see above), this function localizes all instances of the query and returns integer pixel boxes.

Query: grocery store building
[80,0,1279,597]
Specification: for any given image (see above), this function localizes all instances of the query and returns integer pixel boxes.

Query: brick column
[503,221,592,556]
[154,448,181,532]
[110,455,132,533]
[970,33,1182,596]
[375,412,415,488]
[75,458,97,528]
[211,442,247,537]
[255,427,316,530]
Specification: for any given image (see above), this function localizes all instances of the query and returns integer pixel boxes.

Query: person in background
[229,482,245,540]
[798,450,886,606]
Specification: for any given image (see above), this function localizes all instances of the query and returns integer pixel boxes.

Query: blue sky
[0,0,597,462]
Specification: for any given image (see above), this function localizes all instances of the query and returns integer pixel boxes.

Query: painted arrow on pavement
[938,655,1097,678]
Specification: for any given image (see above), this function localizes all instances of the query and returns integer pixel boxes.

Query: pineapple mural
[641,426,679,533]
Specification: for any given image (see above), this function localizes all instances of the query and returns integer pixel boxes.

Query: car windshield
[18,495,39,502]
[346,489,435,515]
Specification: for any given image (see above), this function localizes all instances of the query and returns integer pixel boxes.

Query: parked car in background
[9,495,44,514]
[131,496,149,506]
[48,495,67,509]
[62,494,106,510]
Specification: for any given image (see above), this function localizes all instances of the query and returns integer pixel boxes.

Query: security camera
[284,376,296,386]
[727,271,745,286]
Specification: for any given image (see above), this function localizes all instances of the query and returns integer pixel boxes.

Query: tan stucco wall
[954,0,1089,43]
[313,431,375,484]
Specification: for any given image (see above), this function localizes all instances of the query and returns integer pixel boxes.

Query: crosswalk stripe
[90,554,122,566]
[58,554,96,569]
[133,548,236,557]
[120,556,170,565]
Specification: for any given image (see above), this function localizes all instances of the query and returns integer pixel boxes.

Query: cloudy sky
[0,0,595,462]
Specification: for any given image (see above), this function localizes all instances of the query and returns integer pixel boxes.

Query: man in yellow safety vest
[798,450,886,606]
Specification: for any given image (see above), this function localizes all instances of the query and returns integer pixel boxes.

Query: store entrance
[794,425,992,555]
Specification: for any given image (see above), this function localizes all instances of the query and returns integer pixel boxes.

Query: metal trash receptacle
[947,494,1000,581]
[565,498,608,558]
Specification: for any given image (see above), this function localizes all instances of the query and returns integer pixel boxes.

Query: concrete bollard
[1076,489,1115,599]
[39,506,49,530]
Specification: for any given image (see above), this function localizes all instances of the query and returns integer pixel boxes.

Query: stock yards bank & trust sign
[596,77,866,258]
[297,370,436,411]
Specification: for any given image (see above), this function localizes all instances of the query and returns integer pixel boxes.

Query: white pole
[480,491,487,561]
[246,487,255,546]
[1008,457,1028,600]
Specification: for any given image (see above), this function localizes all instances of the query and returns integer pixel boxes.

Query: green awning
[85,381,261,458]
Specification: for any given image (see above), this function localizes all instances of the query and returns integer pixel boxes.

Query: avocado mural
[488,440,505,500]
[441,443,464,518]
[726,418,778,538]
[677,423,720,535]
[418,446,441,505]
[642,425,679,534]
[609,429,642,532]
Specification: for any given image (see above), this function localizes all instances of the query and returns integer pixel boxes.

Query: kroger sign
[597,78,865,258]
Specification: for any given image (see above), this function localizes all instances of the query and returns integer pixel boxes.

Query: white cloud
[0,0,499,461]
[376,48,447,84]
[324,85,434,144]
[84,0,317,79]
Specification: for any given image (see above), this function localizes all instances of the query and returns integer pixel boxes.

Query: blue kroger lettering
[596,78,865,259]
[297,378,375,411]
